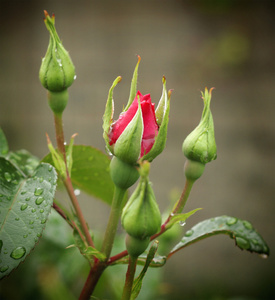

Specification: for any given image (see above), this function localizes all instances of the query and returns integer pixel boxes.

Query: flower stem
[53,111,94,248]
[101,186,126,259]
[171,179,194,215]
[121,255,137,300]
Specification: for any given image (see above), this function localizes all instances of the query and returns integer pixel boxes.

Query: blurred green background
[0,0,274,299]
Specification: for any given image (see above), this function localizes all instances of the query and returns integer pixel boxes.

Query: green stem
[53,111,94,248]
[121,256,137,300]
[101,186,126,259]
[171,179,194,215]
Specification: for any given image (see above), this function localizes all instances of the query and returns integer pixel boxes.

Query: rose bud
[121,161,161,241]
[103,56,171,166]
[39,11,75,93]
[182,88,217,181]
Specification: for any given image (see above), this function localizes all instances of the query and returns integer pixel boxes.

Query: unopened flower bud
[39,11,75,93]
[182,88,217,164]
[121,162,161,240]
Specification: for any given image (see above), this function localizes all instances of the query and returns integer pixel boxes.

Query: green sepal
[114,100,143,164]
[142,89,171,162]
[155,76,167,126]
[102,76,122,154]
[124,55,141,112]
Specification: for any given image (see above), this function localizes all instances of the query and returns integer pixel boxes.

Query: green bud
[182,88,217,164]
[47,90,68,115]
[110,157,139,190]
[125,234,150,258]
[121,164,161,240]
[39,11,75,93]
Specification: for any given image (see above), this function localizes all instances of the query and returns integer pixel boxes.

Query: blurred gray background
[0,0,274,299]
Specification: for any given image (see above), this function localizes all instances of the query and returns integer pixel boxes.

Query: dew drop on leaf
[10,247,26,260]
[0,266,9,273]
[34,188,44,196]
[185,230,194,237]
[20,203,28,211]
[25,197,30,201]
[35,197,44,205]
[226,217,237,226]
[4,172,11,182]
[236,236,250,250]
[41,219,46,224]
[242,220,253,230]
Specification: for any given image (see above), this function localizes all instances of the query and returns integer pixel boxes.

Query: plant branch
[121,255,137,300]
[101,186,126,259]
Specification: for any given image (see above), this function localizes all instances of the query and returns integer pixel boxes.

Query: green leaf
[6,150,40,177]
[43,145,115,205]
[169,215,270,258]
[0,157,57,279]
[165,208,202,230]
[0,128,9,156]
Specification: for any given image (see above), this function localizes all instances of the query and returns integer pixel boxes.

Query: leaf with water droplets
[43,145,115,205]
[168,215,270,259]
[0,157,57,279]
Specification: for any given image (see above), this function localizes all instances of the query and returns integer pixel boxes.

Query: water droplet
[29,220,34,225]
[31,208,36,213]
[37,233,42,238]
[226,217,237,226]
[179,221,186,227]
[0,266,9,273]
[74,75,77,80]
[48,165,53,172]
[40,209,44,213]
[39,177,44,183]
[7,196,11,201]
[34,238,38,243]
[242,220,253,230]
[23,234,28,238]
[21,191,27,195]
[35,197,44,205]
[41,219,46,224]
[236,237,250,250]
[15,217,20,221]
[185,230,194,237]
[4,172,11,182]
[10,246,26,260]
[251,239,259,245]
[25,197,30,201]
[74,189,81,196]
[259,253,268,259]
[34,188,43,196]
[20,203,28,211]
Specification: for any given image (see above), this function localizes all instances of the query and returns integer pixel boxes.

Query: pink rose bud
[109,91,158,158]
[103,57,171,165]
